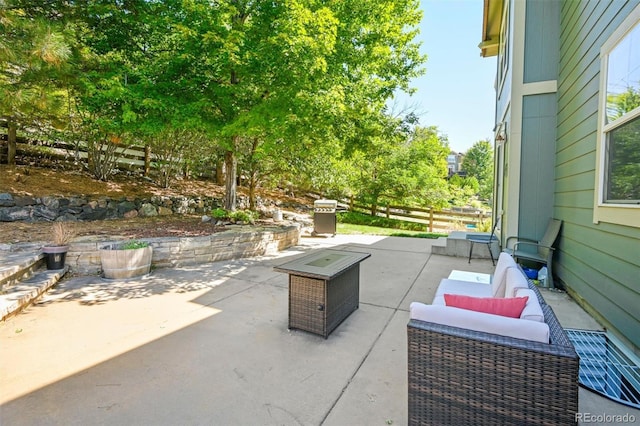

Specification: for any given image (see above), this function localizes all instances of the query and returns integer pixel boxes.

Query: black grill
[313,200,337,236]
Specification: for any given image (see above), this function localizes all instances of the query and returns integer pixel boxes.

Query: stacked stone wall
[0,193,226,222]
[66,224,301,275]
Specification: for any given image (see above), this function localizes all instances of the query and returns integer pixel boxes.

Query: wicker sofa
[407,254,579,425]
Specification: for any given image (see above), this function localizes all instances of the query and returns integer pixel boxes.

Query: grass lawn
[337,223,446,239]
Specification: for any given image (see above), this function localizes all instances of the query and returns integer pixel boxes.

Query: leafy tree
[166,0,425,210]
[10,0,425,204]
[462,139,494,200]
[448,174,479,206]
[145,128,208,189]
[0,0,71,164]
[351,123,450,214]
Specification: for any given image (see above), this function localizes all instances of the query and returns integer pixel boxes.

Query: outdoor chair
[503,218,562,289]
[466,217,500,265]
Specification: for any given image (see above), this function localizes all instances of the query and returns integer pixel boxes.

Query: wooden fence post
[7,122,16,165]
[386,204,390,218]
[144,145,151,176]
[429,207,434,233]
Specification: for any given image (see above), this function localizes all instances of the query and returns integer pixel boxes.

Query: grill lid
[314,199,337,209]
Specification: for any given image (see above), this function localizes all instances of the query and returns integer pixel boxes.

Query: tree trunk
[247,137,260,211]
[216,160,225,185]
[224,137,239,211]
[248,170,258,211]
[7,121,17,165]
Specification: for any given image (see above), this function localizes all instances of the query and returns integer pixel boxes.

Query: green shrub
[337,211,426,232]
[476,219,493,232]
[211,208,229,219]
[230,210,258,224]
[210,208,259,223]
[119,240,150,250]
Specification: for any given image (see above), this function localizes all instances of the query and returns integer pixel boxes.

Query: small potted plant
[42,222,76,270]
[100,239,153,279]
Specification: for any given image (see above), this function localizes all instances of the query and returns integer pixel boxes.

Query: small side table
[274,249,371,338]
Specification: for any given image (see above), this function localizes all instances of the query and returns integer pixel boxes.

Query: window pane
[606,115,640,202]
[606,24,640,123]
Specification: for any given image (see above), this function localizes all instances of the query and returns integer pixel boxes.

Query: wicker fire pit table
[274,249,371,338]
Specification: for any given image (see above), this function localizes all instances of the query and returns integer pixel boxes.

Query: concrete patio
[1,234,638,425]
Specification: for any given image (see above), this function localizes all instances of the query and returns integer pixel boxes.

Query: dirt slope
[0,165,312,244]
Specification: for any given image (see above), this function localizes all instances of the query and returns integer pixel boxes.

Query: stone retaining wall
[0,192,304,222]
[0,193,225,222]
[66,224,302,275]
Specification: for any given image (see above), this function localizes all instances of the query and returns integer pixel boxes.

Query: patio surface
[1,235,638,425]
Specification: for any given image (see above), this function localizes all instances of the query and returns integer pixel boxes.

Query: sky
[391,0,498,154]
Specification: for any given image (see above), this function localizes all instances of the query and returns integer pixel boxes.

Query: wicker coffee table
[274,249,371,338]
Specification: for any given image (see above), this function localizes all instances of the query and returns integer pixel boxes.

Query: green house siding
[519,94,557,241]
[557,0,640,353]
[524,0,559,83]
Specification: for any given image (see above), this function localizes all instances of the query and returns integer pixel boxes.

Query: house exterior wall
[516,0,560,243]
[495,0,520,243]
[487,0,640,354]
[495,0,559,243]
[556,0,640,355]
[519,93,557,244]
[523,0,559,83]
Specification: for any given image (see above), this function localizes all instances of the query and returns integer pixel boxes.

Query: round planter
[100,244,153,279]
[42,245,68,270]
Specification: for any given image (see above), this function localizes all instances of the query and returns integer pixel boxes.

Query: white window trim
[593,4,640,228]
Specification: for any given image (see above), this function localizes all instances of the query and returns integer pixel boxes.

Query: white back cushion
[492,253,518,297]
[504,267,530,298]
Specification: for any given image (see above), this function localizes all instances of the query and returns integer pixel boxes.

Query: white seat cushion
[410,302,550,343]
[433,278,492,305]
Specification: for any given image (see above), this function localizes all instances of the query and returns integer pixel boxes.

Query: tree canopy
[463,139,494,201]
[1,1,492,212]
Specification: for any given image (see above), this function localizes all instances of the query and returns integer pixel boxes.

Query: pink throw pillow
[444,294,529,318]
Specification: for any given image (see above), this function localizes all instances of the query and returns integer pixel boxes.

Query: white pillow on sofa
[517,288,545,322]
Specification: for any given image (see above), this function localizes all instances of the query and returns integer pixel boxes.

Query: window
[605,115,640,202]
[594,5,640,227]
[497,1,510,90]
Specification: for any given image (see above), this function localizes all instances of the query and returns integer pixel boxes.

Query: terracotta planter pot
[100,244,153,279]
[42,245,68,270]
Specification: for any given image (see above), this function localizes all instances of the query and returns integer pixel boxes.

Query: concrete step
[430,231,499,260]
[431,237,448,255]
[1,246,69,320]
[0,266,69,320]
[0,251,45,289]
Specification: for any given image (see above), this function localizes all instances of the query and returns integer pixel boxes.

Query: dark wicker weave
[408,278,579,425]
[288,265,360,338]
